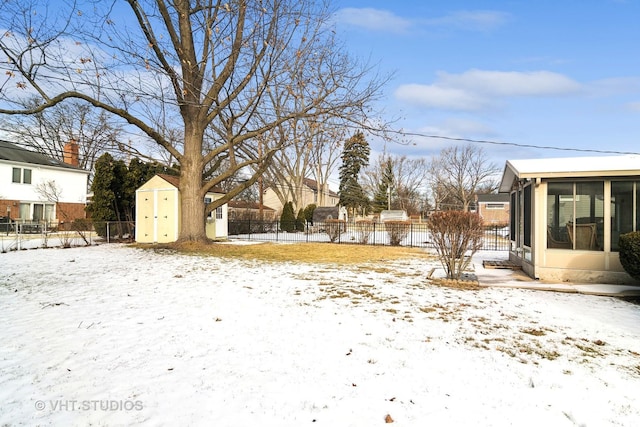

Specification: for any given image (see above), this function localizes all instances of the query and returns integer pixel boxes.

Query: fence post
[410,223,413,247]
[107,222,110,244]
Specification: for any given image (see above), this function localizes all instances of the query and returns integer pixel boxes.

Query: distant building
[262,177,339,214]
[228,200,276,221]
[475,193,510,224]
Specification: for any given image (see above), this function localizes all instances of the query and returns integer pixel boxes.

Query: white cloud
[333,8,412,33]
[394,83,488,111]
[425,10,510,31]
[439,70,583,96]
[395,69,583,111]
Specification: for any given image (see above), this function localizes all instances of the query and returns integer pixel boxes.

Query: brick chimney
[63,140,79,167]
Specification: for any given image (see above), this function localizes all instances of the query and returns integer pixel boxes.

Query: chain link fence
[0,220,135,252]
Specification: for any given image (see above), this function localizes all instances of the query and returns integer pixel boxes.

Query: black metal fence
[228,220,510,251]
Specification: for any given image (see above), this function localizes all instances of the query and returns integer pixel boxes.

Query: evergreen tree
[372,158,395,213]
[338,132,370,217]
[303,204,317,225]
[86,153,119,236]
[280,201,296,232]
[296,209,306,232]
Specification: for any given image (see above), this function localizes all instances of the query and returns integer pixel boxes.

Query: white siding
[1,161,89,203]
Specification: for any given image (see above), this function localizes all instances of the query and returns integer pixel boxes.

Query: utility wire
[389,129,640,156]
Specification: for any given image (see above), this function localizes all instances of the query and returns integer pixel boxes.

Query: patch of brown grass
[139,241,428,265]
[429,277,480,290]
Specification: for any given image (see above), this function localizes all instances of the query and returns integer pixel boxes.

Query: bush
[355,220,375,244]
[325,219,346,243]
[384,221,411,246]
[427,211,484,280]
[303,204,317,225]
[619,231,640,281]
[280,202,296,232]
[296,209,306,232]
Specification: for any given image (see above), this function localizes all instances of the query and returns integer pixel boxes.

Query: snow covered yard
[1,244,639,426]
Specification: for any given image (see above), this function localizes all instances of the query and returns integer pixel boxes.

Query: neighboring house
[474,193,510,224]
[135,174,227,243]
[262,178,339,214]
[228,200,276,221]
[499,155,640,285]
[0,140,89,228]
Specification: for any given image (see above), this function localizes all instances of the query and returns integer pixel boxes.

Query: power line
[387,129,640,156]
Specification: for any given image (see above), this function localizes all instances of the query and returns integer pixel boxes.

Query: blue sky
[331,0,640,166]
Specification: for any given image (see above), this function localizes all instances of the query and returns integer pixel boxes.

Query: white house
[135,174,228,243]
[0,140,89,228]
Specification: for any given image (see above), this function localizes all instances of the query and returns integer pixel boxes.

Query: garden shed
[312,206,347,223]
[499,155,640,285]
[135,174,227,243]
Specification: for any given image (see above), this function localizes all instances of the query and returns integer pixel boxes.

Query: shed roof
[154,173,225,194]
[499,155,640,192]
[0,140,87,172]
[476,193,510,203]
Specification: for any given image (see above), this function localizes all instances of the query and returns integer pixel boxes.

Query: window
[216,206,223,220]
[204,197,213,218]
[547,181,603,251]
[11,167,32,184]
[523,185,531,248]
[510,193,516,241]
[611,181,640,251]
[19,203,30,220]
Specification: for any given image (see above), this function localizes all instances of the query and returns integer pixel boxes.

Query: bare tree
[428,145,499,211]
[0,0,386,242]
[0,99,121,173]
[262,116,347,211]
[362,153,429,215]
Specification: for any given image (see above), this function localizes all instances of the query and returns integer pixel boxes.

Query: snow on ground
[1,244,639,426]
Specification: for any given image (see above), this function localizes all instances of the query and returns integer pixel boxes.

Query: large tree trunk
[178,130,207,242]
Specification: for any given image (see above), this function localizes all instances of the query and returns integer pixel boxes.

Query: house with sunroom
[499,155,640,285]
[0,140,89,229]
[135,174,227,243]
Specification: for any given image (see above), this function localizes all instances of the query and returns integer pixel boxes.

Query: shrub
[303,204,317,225]
[325,219,346,243]
[280,202,296,232]
[427,211,484,280]
[384,221,411,246]
[619,231,640,281]
[355,220,375,244]
[296,209,306,232]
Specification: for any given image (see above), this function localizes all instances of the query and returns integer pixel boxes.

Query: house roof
[228,200,274,211]
[303,178,339,197]
[0,140,87,172]
[499,155,640,192]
